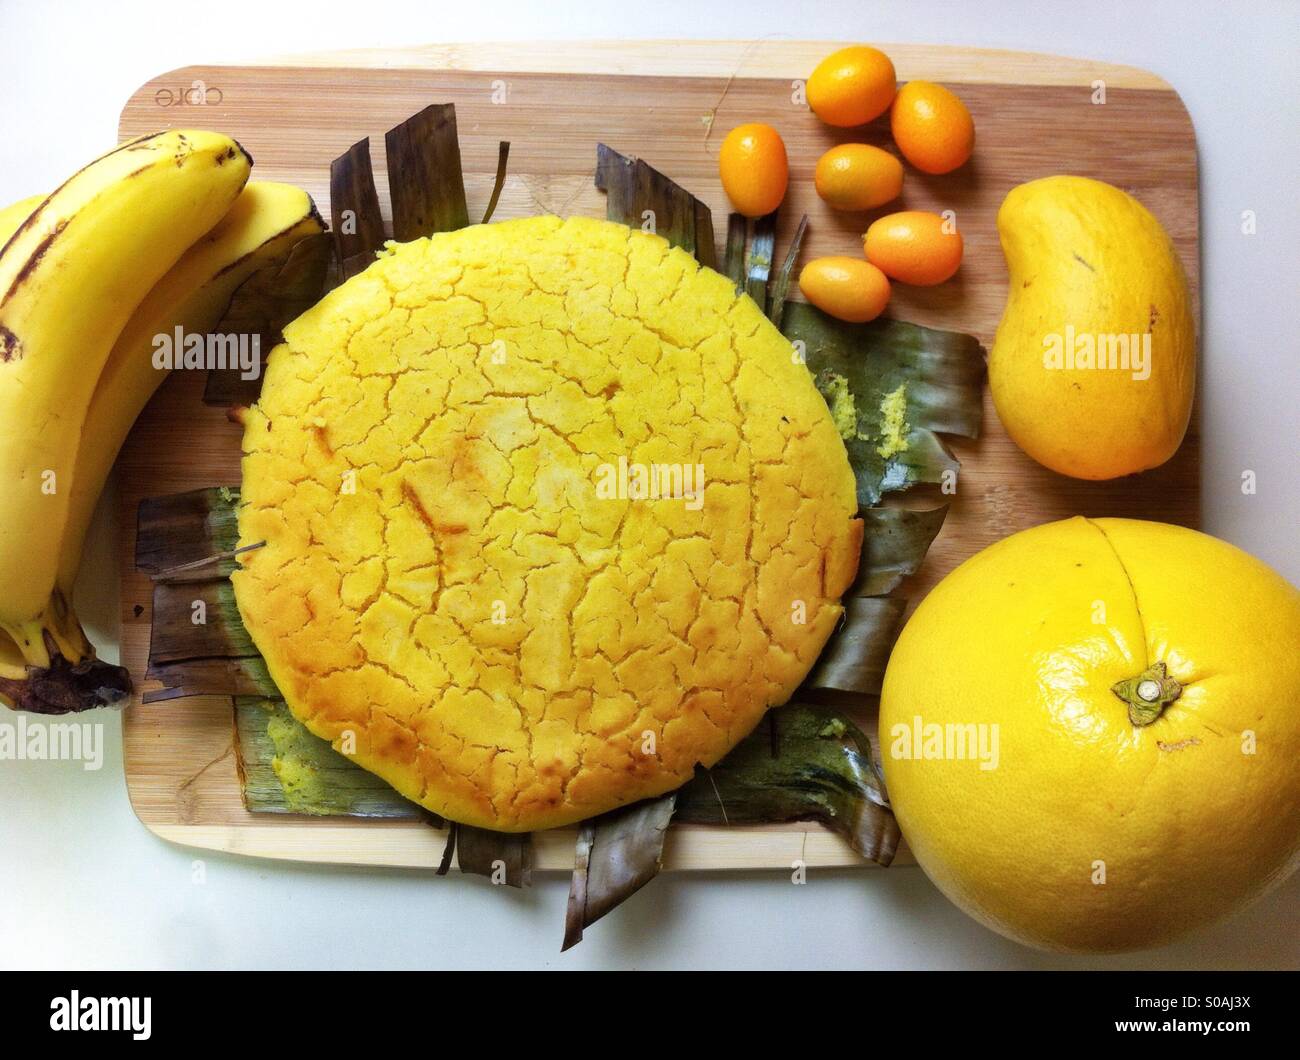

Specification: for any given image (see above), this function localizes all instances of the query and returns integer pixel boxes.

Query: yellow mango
[989,176,1195,480]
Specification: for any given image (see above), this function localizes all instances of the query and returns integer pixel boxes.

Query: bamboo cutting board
[115,40,1200,871]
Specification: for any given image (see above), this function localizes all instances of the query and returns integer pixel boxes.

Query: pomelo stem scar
[1112,661,1183,727]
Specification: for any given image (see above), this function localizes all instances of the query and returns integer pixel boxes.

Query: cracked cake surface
[233,215,862,831]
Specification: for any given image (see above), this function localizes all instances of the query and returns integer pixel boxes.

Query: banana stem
[0,653,130,714]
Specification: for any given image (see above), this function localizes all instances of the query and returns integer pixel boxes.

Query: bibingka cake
[233,215,862,831]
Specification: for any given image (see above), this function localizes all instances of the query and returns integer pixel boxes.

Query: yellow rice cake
[233,215,861,831]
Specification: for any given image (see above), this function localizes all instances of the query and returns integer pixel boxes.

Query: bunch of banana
[0,131,324,713]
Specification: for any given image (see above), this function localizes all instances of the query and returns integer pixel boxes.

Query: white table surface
[1,0,1296,970]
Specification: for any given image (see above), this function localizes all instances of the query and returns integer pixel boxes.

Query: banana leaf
[722,213,746,291]
[147,580,251,661]
[136,487,242,578]
[595,144,715,262]
[674,703,898,865]
[236,696,418,817]
[767,213,807,328]
[228,678,898,931]
[230,690,898,934]
[803,512,953,696]
[385,103,469,239]
[694,203,719,271]
[145,656,275,704]
[802,597,907,696]
[456,824,533,888]
[141,578,279,704]
[744,209,778,311]
[481,141,511,224]
[230,694,896,862]
[782,302,985,508]
[852,504,949,597]
[134,487,272,703]
[329,136,386,280]
[563,794,677,951]
[201,232,331,406]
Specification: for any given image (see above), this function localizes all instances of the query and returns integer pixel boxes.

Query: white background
[0,0,1296,970]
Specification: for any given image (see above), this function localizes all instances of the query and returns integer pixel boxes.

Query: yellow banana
[0,130,250,690]
[56,181,324,597]
[0,634,28,709]
[0,194,46,249]
[0,194,47,700]
[0,194,95,693]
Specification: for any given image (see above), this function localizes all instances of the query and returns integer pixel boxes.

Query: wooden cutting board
[115,40,1200,871]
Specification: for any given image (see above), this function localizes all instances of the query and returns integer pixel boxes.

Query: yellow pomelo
[880,517,1300,951]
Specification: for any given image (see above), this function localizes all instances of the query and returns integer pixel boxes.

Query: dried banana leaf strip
[435,823,456,875]
[722,213,746,291]
[782,301,985,507]
[767,213,808,328]
[480,141,511,224]
[147,580,253,664]
[563,794,677,951]
[144,579,279,701]
[675,703,898,865]
[803,596,907,696]
[137,486,280,702]
[329,136,387,280]
[744,209,778,312]
[456,826,533,888]
[595,143,711,258]
[136,487,242,578]
[851,504,950,597]
[143,656,277,704]
[385,103,469,240]
[693,200,719,271]
[202,232,332,406]
[563,822,596,950]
